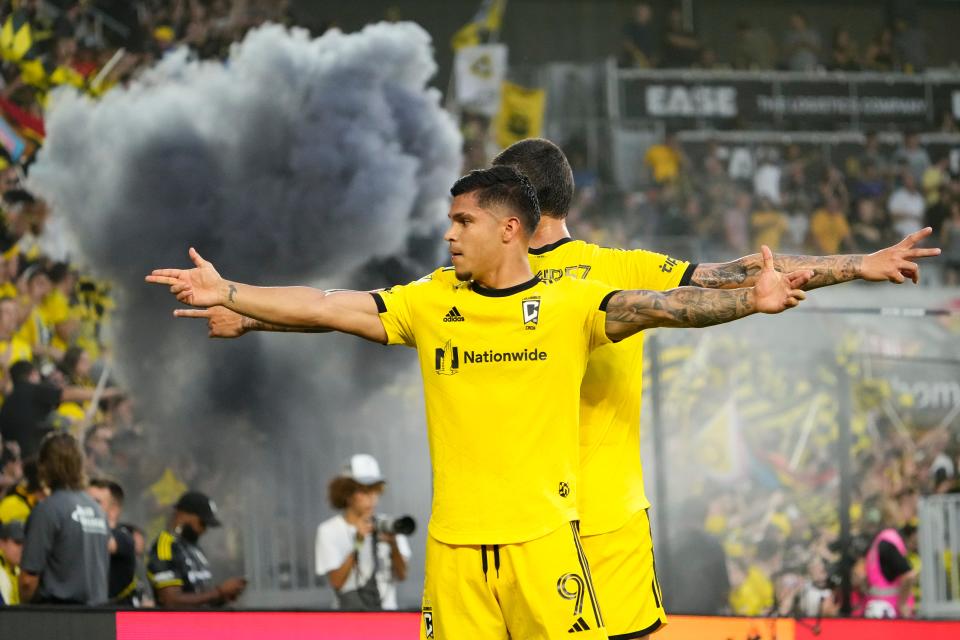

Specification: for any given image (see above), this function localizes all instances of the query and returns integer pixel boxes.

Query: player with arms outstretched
[148,167,810,639]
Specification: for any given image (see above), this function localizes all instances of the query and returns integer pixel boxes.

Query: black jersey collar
[471,276,540,298]
[528,236,574,255]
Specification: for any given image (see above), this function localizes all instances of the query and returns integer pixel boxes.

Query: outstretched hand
[145,248,226,308]
[174,306,247,338]
[754,245,812,314]
[861,227,941,284]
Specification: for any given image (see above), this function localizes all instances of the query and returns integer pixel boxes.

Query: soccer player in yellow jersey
[149,166,810,640]
[171,141,939,639]
[488,139,940,637]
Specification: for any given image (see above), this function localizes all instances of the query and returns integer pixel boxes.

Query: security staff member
[146,490,246,607]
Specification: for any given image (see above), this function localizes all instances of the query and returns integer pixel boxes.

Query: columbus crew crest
[522,296,541,330]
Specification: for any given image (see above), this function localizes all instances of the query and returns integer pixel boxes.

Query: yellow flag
[494,81,545,148]
[451,0,507,51]
[0,11,33,62]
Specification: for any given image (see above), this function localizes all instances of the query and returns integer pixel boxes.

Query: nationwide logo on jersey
[442,307,465,322]
[434,340,459,375]
[522,296,541,330]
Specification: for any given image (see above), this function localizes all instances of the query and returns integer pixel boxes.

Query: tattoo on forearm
[690,262,750,288]
[606,287,754,334]
[242,317,329,333]
[227,285,237,303]
[777,255,862,289]
[691,254,863,290]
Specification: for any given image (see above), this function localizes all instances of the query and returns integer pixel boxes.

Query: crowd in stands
[561,129,960,286]
[0,0,294,608]
[619,2,931,72]
[0,0,954,614]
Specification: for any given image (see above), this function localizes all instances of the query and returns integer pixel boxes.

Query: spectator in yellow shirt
[0,460,43,525]
[751,197,790,251]
[0,298,32,374]
[810,196,853,254]
[0,519,23,605]
[644,131,685,184]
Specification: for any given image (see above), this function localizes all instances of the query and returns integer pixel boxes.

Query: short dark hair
[492,138,575,220]
[9,360,36,385]
[47,261,70,285]
[89,477,125,505]
[450,165,540,235]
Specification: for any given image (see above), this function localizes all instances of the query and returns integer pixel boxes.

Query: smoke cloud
[28,21,461,603]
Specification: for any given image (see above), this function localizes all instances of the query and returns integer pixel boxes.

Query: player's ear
[502,216,522,243]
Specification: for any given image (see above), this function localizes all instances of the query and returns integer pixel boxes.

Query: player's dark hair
[328,476,385,510]
[450,166,540,235]
[90,477,125,505]
[492,138,574,220]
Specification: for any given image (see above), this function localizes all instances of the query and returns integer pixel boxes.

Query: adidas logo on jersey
[443,307,465,322]
[567,616,592,633]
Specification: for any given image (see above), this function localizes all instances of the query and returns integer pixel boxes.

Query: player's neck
[530,215,571,249]
[472,252,535,291]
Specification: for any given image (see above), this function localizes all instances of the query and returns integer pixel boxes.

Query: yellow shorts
[420,521,607,640]
[580,509,667,639]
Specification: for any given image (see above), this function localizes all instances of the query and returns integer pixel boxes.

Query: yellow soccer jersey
[374,267,615,545]
[529,238,693,536]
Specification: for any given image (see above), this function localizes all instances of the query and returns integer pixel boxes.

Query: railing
[919,494,960,618]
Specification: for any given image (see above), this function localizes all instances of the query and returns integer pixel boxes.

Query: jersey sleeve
[370,281,419,347]
[19,503,57,575]
[607,247,694,292]
[146,537,184,590]
[580,279,618,351]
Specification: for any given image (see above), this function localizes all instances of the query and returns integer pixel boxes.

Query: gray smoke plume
[28,22,460,601]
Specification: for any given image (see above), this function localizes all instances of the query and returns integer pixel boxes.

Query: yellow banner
[494,81,545,149]
[451,0,507,51]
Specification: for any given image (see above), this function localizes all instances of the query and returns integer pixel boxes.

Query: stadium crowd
[562,130,960,287]
[618,2,931,73]
[0,0,292,608]
[0,0,954,617]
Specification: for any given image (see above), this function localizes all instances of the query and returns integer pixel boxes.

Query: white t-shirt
[754,163,782,205]
[315,514,412,610]
[887,188,925,237]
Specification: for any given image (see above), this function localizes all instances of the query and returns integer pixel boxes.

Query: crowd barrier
[2,610,960,640]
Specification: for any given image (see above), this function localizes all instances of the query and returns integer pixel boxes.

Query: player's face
[445,192,507,282]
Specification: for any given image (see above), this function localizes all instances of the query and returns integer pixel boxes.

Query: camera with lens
[825,533,872,589]
[375,514,416,536]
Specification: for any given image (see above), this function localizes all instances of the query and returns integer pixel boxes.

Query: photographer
[315,454,411,611]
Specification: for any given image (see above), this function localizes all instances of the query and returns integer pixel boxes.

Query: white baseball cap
[343,453,384,485]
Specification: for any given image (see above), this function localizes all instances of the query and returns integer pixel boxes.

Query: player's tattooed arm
[605,287,756,336]
[691,254,862,290]
[605,246,811,342]
[690,227,940,290]
[240,316,330,334]
[173,301,345,338]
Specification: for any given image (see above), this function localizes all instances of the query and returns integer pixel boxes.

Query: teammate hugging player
[149,165,810,639]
